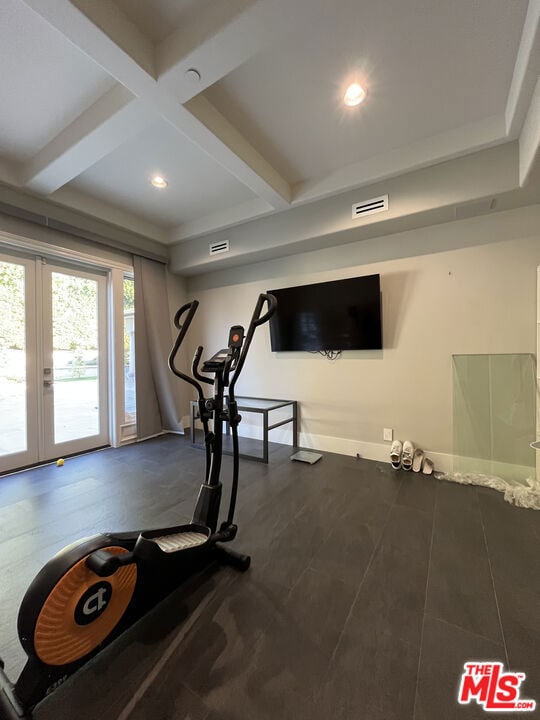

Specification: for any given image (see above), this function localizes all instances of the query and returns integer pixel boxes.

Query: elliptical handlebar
[168,292,277,405]
[192,346,214,385]
[229,293,276,397]
[168,300,205,400]
[169,293,277,397]
[251,292,278,328]
[173,300,198,332]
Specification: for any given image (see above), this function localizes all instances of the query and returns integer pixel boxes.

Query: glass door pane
[0,254,38,472]
[0,260,27,454]
[0,262,27,455]
[51,271,100,443]
[43,264,108,457]
[123,276,136,426]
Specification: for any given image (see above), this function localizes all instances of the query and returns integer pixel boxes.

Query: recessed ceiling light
[151,175,168,189]
[344,83,367,107]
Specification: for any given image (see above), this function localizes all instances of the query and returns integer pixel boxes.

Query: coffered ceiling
[0,0,538,260]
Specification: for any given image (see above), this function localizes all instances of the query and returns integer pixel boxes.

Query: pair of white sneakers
[390,440,434,475]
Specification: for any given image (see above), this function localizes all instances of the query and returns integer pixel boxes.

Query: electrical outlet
[383,428,393,442]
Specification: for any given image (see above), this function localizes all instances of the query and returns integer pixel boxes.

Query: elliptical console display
[0,292,277,720]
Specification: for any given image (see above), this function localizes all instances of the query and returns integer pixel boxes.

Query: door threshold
[0,445,111,478]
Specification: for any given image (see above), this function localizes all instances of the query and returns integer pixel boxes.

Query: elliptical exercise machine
[0,292,277,720]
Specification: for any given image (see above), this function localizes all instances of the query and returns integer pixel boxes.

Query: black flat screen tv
[268,274,382,352]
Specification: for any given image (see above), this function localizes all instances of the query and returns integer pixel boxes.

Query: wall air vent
[352,194,389,220]
[209,239,229,256]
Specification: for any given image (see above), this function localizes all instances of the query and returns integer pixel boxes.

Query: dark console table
[189,396,297,463]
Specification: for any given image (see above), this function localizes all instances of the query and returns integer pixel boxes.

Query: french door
[0,252,109,473]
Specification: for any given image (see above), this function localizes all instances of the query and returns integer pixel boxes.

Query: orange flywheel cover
[34,546,137,666]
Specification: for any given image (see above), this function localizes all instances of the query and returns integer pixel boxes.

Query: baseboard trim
[185,417,454,474]
[297,432,455,474]
[179,421,536,480]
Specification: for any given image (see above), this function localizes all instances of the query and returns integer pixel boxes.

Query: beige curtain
[133,256,183,438]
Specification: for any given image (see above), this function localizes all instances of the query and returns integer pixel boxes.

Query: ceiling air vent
[352,194,388,220]
[209,239,229,256]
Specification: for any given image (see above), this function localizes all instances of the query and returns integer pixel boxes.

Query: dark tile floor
[0,434,539,720]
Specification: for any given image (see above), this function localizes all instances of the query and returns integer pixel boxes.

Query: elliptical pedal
[135,523,212,560]
[152,531,209,553]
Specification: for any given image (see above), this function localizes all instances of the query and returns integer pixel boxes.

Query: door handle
[43,368,53,387]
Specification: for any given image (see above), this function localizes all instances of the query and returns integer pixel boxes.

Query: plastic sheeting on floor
[435,471,540,510]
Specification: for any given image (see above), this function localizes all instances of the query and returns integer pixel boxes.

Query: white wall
[177,204,540,470]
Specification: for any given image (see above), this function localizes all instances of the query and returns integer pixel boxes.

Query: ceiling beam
[50,186,167,244]
[20,0,292,208]
[157,0,255,91]
[157,0,311,100]
[70,0,156,79]
[0,159,21,188]
[182,95,291,208]
[19,0,156,94]
[0,183,168,254]
[167,197,274,243]
[294,115,506,205]
[505,0,540,138]
[519,76,540,185]
[22,86,156,195]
